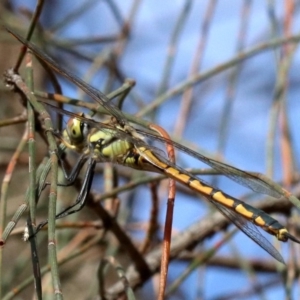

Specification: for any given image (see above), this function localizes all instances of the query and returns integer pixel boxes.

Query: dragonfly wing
[209,198,285,263]
[203,160,281,198]
[135,129,283,198]
[6,27,128,127]
[6,27,288,200]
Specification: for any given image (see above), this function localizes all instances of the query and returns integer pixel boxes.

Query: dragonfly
[6,27,300,264]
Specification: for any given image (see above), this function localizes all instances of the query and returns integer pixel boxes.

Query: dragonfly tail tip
[284,232,300,244]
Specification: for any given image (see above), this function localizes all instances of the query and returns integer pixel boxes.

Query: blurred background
[1,1,300,299]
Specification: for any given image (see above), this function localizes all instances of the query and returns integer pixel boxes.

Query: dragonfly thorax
[89,129,133,163]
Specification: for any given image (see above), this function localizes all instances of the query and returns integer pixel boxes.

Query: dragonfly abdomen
[162,165,290,242]
[211,190,290,241]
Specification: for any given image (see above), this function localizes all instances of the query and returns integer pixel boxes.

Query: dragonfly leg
[42,152,88,190]
[58,152,88,183]
[55,157,96,218]
[34,158,96,235]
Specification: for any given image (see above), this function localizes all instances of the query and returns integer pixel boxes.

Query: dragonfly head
[63,114,90,150]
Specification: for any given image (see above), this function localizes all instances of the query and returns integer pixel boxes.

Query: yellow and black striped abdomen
[160,162,290,242]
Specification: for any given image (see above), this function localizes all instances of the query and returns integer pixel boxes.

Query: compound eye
[67,118,84,142]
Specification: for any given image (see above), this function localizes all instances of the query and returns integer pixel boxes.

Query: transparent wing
[6,27,129,127]
[210,199,285,263]
[7,26,288,200]
[135,129,284,199]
